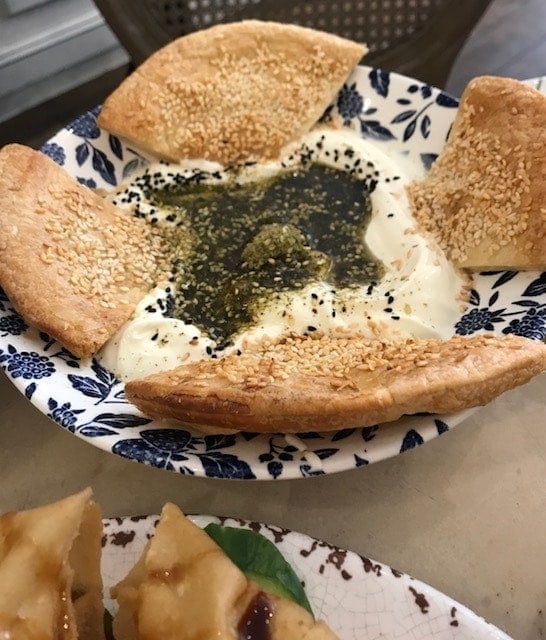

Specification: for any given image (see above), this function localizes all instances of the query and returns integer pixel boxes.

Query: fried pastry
[0,144,167,358]
[125,333,546,433]
[98,20,366,164]
[111,502,337,640]
[409,76,546,270]
[0,488,104,640]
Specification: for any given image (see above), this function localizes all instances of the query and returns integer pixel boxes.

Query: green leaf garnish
[204,523,314,617]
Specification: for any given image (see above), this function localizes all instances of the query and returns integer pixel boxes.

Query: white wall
[0,0,128,122]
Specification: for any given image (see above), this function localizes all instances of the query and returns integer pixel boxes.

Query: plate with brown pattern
[102,514,512,639]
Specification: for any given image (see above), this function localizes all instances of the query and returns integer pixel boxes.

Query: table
[1,367,544,639]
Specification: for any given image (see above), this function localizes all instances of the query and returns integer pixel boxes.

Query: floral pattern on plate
[1,67,545,480]
[101,515,511,639]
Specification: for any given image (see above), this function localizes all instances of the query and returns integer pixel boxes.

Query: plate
[102,514,511,639]
[526,75,545,92]
[1,66,545,479]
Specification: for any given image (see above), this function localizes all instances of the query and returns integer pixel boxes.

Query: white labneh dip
[100,128,468,381]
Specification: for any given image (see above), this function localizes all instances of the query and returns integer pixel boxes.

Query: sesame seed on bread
[0,144,168,358]
[124,332,546,433]
[97,20,366,165]
[408,76,546,270]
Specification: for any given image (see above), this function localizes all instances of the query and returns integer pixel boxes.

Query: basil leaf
[204,524,313,617]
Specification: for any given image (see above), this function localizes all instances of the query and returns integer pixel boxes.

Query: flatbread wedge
[409,76,546,270]
[125,333,546,433]
[111,502,337,640]
[97,20,366,165]
[0,488,104,640]
[0,144,167,358]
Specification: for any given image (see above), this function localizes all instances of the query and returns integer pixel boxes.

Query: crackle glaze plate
[102,514,511,639]
[1,67,545,480]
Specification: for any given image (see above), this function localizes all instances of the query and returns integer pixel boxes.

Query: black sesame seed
[143,162,383,345]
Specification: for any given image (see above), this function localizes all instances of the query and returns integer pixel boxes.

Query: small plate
[102,514,511,640]
[1,67,545,479]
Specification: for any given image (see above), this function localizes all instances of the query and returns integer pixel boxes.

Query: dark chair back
[94,0,492,88]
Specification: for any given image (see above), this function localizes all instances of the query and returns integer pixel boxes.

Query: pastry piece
[409,76,546,270]
[0,488,104,640]
[98,20,366,165]
[111,502,337,640]
[125,332,546,433]
[0,144,168,358]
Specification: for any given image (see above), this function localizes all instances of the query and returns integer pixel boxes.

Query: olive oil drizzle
[148,163,384,348]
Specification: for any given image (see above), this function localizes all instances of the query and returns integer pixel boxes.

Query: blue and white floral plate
[1,67,545,480]
[102,514,511,639]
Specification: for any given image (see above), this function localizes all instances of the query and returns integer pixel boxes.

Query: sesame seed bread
[0,144,166,358]
[0,488,104,640]
[97,21,366,165]
[111,502,338,640]
[409,76,546,270]
[124,332,546,433]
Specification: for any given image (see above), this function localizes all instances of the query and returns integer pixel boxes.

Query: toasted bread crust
[98,20,366,164]
[409,76,546,270]
[125,333,546,433]
[0,144,165,358]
